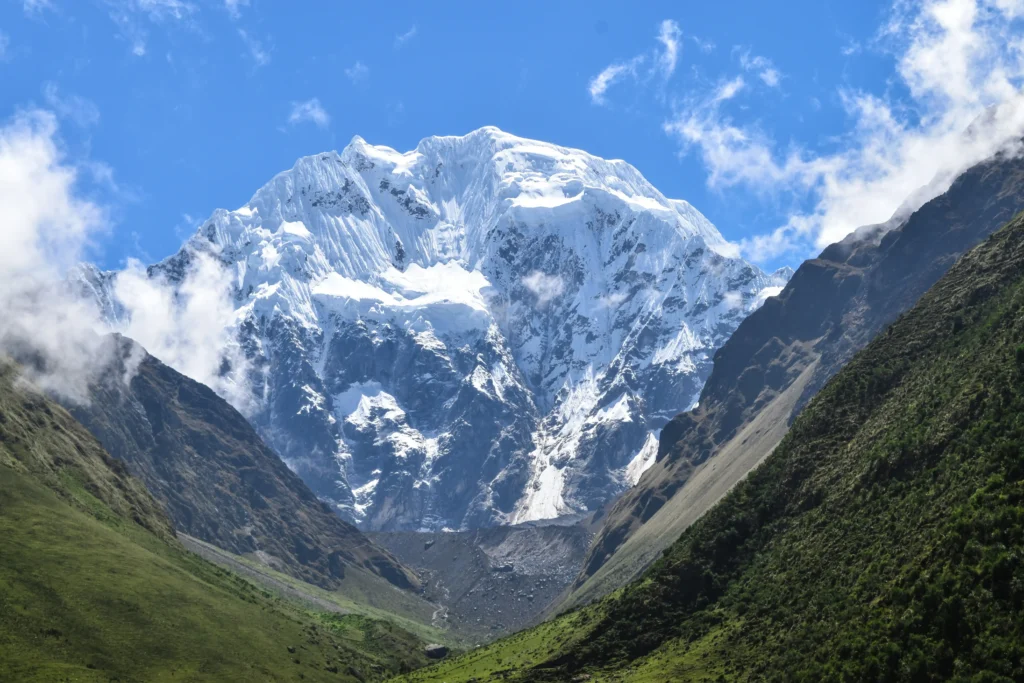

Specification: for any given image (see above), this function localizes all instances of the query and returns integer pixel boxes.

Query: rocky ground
[371,518,592,642]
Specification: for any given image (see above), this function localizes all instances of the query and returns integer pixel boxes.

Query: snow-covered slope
[92,127,789,531]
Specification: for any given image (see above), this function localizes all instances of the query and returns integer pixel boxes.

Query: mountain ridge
[64,335,420,592]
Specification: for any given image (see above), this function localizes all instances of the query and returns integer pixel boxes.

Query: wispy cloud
[345,60,369,83]
[691,36,716,53]
[713,75,745,102]
[224,0,248,19]
[589,57,644,105]
[656,20,682,78]
[522,271,565,307]
[736,49,781,87]
[0,31,9,61]
[664,0,1024,263]
[104,0,198,57]
[42,82,101,127]
[238,28,269,67]
[394,24,417,48]
[588,18,684,105]
[288,98,330,129]
[22,0,54,15]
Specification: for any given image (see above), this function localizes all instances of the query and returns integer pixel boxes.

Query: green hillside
[399,214,1024,682]
[0,365,429,682]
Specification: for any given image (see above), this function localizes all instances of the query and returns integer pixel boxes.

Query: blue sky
[2,0,1023,272]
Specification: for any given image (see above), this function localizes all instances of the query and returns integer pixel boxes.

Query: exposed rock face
[371,520,592,641]
[567,148,1024,608]
[84,127,787,532]
[65,335,419,592]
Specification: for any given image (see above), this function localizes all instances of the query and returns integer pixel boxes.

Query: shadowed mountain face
[570,149,1024,606]
[65,336,420,592]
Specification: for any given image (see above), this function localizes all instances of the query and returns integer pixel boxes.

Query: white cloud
[737,49,782,88]
[597,292,629,309]
[345,60,369,83]
[665,0,1024,262]
[224,0,248,19]
[0,109,111,402]
[22,0,54,14]
[713,75,746,102]
[394,25,417,48]
[656,19,682,78]
[0,107,253,410]
[589,57,644,105]
[113,252,252,411]
[104,0,198,57]
[288,98,330,128]
[42,82,101,127]
[522,271,565,306]
[588,18,684,105]
[238,28,269,67]
[691,36,716,53]
[0,31,9,61]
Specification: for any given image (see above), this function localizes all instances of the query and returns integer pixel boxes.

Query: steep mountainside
[569,148,1024,606]
[371,521,591,641]
[0,362,429,682]
[83,127,788,531]
[400,198,1024,682]
[65,335,419,592]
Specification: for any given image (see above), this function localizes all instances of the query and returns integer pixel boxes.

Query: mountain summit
[93,127,788,531]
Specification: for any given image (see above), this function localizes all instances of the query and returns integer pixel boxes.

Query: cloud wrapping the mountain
[113,253,252,413]
[0,109,249,408]
[0,109,113,401]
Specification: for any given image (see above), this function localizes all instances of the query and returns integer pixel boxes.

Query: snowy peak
[117,128,789,531]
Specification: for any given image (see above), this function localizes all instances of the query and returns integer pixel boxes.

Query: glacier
[85,126,790,531]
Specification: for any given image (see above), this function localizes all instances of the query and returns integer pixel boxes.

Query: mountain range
[81,127,788,532]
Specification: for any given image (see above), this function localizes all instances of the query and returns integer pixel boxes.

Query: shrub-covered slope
[0,365,429,681]
[400,213,1024,681]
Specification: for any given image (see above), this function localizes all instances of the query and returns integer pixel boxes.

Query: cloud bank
[665,0,1024,262]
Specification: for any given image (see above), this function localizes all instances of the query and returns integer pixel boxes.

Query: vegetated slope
[83,126,788,532]
[66,335,419,592]
[399,212,1024,681]
[0,363,429,682]
[371,521,591,641]
[570,148,1024,608]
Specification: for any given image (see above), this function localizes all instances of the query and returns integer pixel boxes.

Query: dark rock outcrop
[66,336,420,592]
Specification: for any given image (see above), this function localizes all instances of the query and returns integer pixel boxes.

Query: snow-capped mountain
[88,127,790,531]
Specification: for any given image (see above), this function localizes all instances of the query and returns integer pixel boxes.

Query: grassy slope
[182,534,463,649]
[0,368,429,682]
[400,214,1024,682]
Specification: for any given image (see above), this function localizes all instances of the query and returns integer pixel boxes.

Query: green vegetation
[401,214,1024,681]
[0,367,428,681]
[182,534,463,649]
